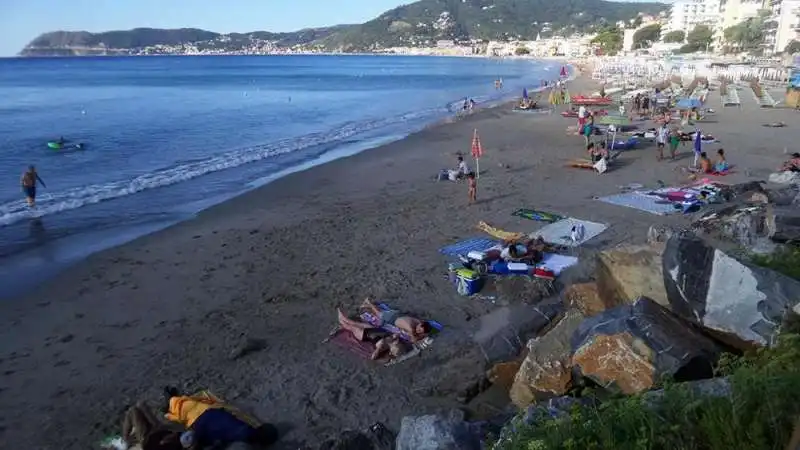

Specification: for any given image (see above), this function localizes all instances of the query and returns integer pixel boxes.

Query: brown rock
[595,245,668,309]
[563,282,608,317]
[572,332,656,394]
[509,309,585,408]
[487,358,525,391]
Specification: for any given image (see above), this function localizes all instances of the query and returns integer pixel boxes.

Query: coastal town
[101,0,800,60]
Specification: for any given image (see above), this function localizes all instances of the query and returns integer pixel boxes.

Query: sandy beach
[1,72,798,449]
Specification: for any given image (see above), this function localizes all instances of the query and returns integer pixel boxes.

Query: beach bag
[593,157,608,174]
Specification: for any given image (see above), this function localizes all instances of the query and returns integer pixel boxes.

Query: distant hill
[317,0,667,51]
[18,26,350,56]
[20,0,667,55]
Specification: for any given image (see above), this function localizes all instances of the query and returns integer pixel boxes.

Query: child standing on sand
[467,172,477,204]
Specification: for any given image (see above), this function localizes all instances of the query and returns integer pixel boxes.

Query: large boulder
[509,309,586,407]
[395,411,482,450]
[472,300,563,364]
[563,282,607,317]
[571,296,719,394]
[691,205,774,252]
[662,232,800,347]
[766,206,800,244]
[595,245,669,309]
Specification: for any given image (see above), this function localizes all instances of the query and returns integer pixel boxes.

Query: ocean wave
[0,106,442,227]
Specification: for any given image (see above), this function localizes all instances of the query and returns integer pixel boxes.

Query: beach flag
[472,129,483,179]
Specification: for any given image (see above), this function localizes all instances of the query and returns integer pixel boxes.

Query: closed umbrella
[523,88,528,100]
[471,129,483,179]
[693,128,702,168]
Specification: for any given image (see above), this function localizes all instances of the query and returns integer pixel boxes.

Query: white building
[715,0,766,46]
[763,0,800,53]
[664,0,720,37]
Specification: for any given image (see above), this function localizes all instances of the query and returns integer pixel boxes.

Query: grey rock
[662,232,800,348]
[571,296,720,394]
[318,422,395,450]
[396,411,482,450]
[472,299,563,364]
[643,376,731,407]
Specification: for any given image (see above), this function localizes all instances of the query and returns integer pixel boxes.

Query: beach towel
[511,208,563,223]
[439,237,498,256]
[532,218,607,247]
[597,192,678,216]
[477,221,526,242]
[537,253,579,275]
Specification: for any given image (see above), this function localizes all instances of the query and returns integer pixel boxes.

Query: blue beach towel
[439,237,498,256]
[597,192,678,216]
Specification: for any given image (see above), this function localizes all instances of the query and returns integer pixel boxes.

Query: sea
[0,55,562,298]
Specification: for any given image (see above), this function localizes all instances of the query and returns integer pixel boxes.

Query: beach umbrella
[560,66,567,78]
[471,129,483,179]
[523,88,529,100]
[694,129,702,165]
[676,98,701,110]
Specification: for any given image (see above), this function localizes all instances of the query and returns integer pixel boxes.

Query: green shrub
[751,246,800,280]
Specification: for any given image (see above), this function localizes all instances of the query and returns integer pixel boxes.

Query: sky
[0,0,409,56]
[0,0,672,57]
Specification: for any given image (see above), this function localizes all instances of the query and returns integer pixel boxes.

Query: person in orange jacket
[163,387,278,448]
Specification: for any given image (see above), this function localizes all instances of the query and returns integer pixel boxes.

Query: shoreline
[0,62,567,300]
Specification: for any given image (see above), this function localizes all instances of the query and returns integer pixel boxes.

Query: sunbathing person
[715,148,729,172]
[699,152,712,173]
[780,152,800,172]
[122,402,186,450]
[163,387,278,448]
[372,334,411,361]
[500,239,545,264]
[360,299,431,343]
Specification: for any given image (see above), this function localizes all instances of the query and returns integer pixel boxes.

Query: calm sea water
[0,55,560,297]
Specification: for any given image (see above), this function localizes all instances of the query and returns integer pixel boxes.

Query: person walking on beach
[656,124,668,161]
[21,165,46,208]
[467,172,477,204]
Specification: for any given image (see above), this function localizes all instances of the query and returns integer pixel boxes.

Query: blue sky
[0,0,669,56]
[0,0,408,56]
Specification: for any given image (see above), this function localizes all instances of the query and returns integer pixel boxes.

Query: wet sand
[0,74,797,449]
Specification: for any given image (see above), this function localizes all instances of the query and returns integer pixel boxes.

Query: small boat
[47,141,84,150]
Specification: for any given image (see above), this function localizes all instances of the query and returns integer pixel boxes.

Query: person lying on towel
[500,238,545,264]
[163,387,278,448]
[361,299,431,343]
[122,401,186,450]
[780,152,800,172]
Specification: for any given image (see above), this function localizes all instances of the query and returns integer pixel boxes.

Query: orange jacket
[164,396,218,427]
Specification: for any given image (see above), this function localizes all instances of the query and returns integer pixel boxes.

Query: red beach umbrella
[471,129,483,159]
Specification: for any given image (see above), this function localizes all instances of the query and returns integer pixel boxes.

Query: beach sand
[1,74,797,449]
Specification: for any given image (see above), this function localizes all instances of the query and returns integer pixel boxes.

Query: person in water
[21,165,46,207]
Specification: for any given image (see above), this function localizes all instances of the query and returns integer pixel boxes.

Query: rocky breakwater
[493,231,800,448]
